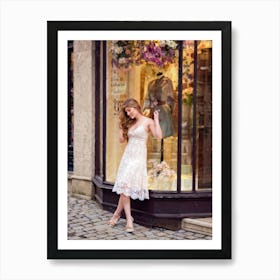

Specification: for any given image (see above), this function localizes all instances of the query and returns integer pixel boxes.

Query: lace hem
[112,182,149,201]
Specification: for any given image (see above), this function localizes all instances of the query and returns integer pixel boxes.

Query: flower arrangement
[148,160,176,179]
[110,41,141,69]
[141,40,178,68]
[182,86,193,105]
[110,40,178,69]
[182,40,195,105]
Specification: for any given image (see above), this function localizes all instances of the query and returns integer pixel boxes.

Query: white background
[0,0,279,280]
[57,30,222,251]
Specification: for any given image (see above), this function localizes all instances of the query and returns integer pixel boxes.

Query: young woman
[108,98,162,232]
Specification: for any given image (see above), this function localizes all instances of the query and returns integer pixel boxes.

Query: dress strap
[141,117,150,133]
[140,118,149,128]
[141,118,146,125]
[128,118,148,133]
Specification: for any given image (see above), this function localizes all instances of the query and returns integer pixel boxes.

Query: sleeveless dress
[112,119,149,201]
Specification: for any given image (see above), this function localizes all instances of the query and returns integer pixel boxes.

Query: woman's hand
[153,109,160,121]
[119,129,125,143]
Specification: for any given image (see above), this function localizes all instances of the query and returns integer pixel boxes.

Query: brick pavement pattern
[68,196,212,240]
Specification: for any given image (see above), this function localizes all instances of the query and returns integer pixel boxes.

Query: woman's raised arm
[148,111,162,139]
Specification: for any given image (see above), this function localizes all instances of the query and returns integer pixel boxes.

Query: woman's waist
[128,137,147,143]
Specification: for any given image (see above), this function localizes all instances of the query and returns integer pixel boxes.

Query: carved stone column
[69,41,95,199]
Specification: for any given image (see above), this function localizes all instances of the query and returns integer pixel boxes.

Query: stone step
[181,217,212,236]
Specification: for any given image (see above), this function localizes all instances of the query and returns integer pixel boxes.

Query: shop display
[106,40,212,191]
[143,72,175,138]
[147,160,176,191]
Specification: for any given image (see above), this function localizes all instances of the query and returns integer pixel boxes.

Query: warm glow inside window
[104,40,212,192]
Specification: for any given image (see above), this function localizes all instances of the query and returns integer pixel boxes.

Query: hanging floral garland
[110,40,141,69]
[140,40,178,68]
[110,40,178,69]
[182,40,194,105]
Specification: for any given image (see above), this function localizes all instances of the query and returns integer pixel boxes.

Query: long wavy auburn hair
[119,98,142,141]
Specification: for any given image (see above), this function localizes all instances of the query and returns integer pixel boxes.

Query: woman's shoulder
[141,117,152,132]
[142,116,153,124]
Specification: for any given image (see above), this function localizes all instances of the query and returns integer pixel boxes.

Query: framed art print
[47,21,231,259]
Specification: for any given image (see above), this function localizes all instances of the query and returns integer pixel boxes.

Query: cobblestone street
[68,196,212,240]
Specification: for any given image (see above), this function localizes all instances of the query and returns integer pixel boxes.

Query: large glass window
[103,40,212,192]
[196,41,212,190]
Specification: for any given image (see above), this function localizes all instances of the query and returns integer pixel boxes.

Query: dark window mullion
[177,41,183,193]
[102,41,107,181]
[192,40,198,192]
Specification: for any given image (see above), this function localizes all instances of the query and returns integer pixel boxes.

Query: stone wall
[68,41,95,199]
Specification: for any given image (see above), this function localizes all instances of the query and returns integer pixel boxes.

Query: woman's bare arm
[119,129,126,143]
[148,111,162,139]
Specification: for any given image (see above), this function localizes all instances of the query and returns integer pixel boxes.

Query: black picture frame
[47,21,231,259]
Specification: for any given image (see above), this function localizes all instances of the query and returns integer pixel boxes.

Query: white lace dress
[112,121,149,201]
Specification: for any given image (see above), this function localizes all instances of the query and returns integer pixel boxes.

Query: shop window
[101,40,212,192]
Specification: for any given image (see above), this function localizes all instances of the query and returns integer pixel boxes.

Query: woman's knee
[121,194,130,200]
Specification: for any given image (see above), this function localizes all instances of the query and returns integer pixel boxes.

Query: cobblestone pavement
[68,196,212,240]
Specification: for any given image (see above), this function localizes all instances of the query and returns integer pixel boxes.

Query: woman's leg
[108,196,123,226]
[121,194,134,231]
[114,195,124,216]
